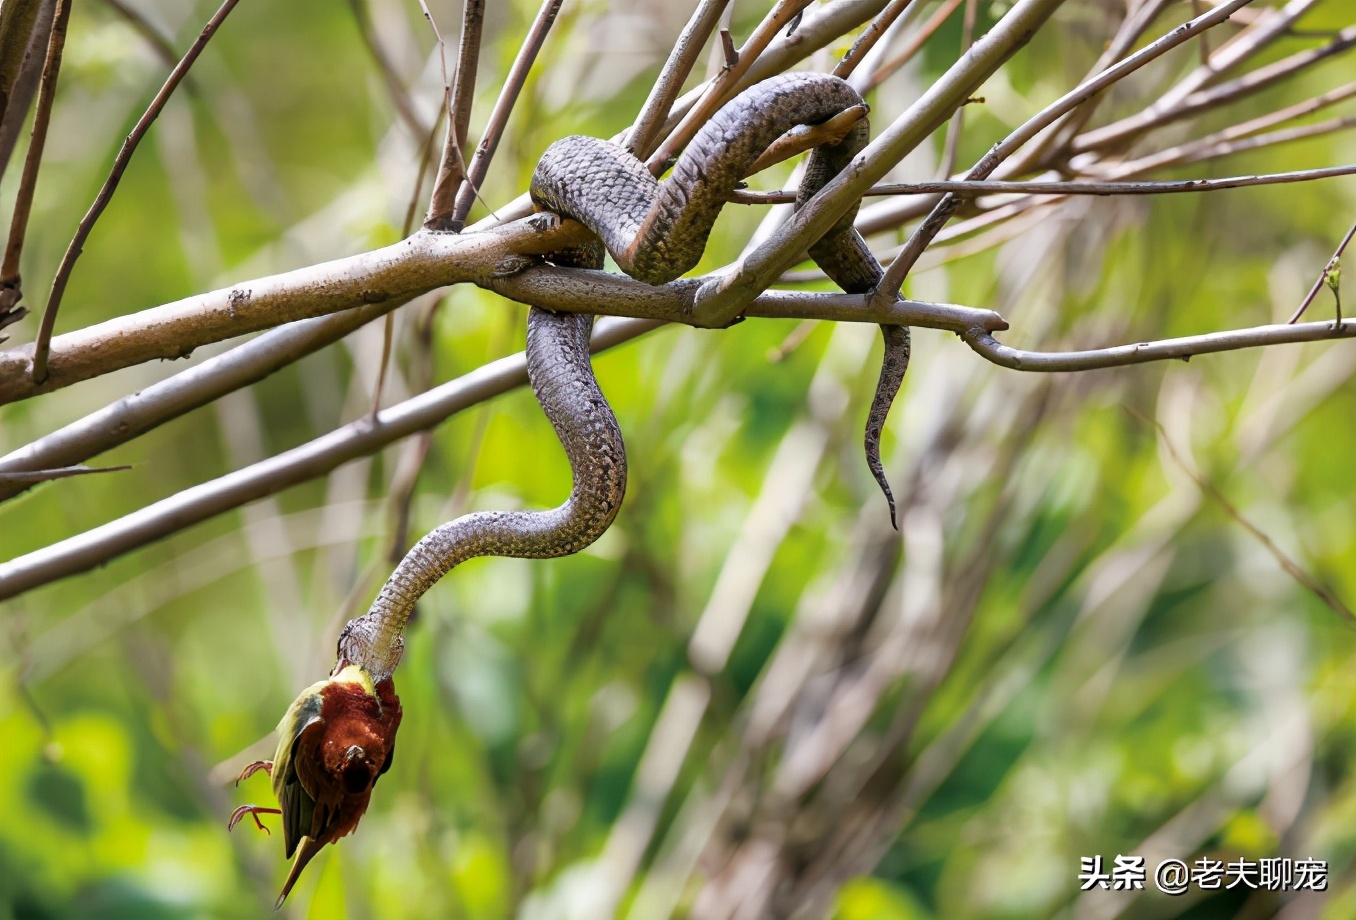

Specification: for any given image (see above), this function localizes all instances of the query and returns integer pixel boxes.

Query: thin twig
[646,0,816,173]
[1073,24,1356,154]
[0,464,131,484]
[1000,0,1175,178]
[937,0,980,179]
[861,0,967,92]
[832,0,918,80]
[0,0,69,337]
[30,0,242,384]
[874,0,1253,303]
[724,165,1356,203]
[1130,406,1354,622]
[963,317,1356,372]
[426,0,485,228]
[625,0,731,162]
[1192,0,1212,64]
[1288,219,1356,324]
[447,0,565,230]
[1155,0,1322,112]
[1105,114,1356,178]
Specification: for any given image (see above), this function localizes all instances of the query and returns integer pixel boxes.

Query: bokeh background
[2,0,1356,917]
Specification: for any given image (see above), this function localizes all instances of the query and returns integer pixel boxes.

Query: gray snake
[337,72,907,679]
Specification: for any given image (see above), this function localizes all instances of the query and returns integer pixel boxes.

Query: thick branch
[0,299,402,500]
[0,216,1004,406]
[0,318,660,600]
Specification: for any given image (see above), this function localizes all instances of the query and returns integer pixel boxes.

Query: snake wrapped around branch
[336,72,907,679]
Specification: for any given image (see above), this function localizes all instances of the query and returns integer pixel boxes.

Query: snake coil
[337,73,907,679]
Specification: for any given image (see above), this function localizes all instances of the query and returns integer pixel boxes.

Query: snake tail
[337,307,625,681]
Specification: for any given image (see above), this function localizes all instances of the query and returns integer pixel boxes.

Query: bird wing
[272,688,325,859]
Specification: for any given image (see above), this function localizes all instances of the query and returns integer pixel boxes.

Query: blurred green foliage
[2,0,1356,918]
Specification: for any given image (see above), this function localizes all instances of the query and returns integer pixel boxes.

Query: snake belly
[531,72,909,527]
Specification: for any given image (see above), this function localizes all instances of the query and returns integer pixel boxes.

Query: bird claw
[228,804,280,834]
[234,759,273,786]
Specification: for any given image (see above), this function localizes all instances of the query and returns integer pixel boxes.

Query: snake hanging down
[336,72,908,678]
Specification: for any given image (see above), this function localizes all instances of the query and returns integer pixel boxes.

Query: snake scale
[337,73,908,678]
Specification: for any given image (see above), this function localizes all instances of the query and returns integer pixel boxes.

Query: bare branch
[448,0,484,169]
[832,0,918,80]
[0,211,1007,405]
[625,0,731,162]
[30,0,243,384]
[1106,113,1356,177]
[345,0,428,138]
[1131,407,1354,622]
[426,0,485,226]
[725,165,1356,203]
[963,318,1356,372]
[874,0,1254,303]
[0,318,661,600]
[646,0,816,173]
[0,464,130,484]
[1,0,69,327]
[0,300,400,501]
[999,0,1175,177]
[691,0,1068,326]
[859,0,967,92]
[1074,24,1356,154]
[447,0,565,230]
[1155,0,1322,110]
[1288,219,1356,324]
[937,0,981,179]
[744,104,868,175]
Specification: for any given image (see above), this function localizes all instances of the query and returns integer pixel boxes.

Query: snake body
[531,72,908,525]
[338,73,906,678]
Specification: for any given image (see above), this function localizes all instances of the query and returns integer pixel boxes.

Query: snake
[336,72,907,679]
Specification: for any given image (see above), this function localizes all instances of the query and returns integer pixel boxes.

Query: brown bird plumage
[229,664,402,908]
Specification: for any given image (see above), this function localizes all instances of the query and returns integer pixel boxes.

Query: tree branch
[0,299,403,500]
[724,164,1356,203]
[691,0,1067,326]
[446,0,564,230]
[30,0,243,383]
[426,0,485,226]
[0,317,659,600]
[964,318,1356,371]
[875,0,1254,301]
[624,0,731,161]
